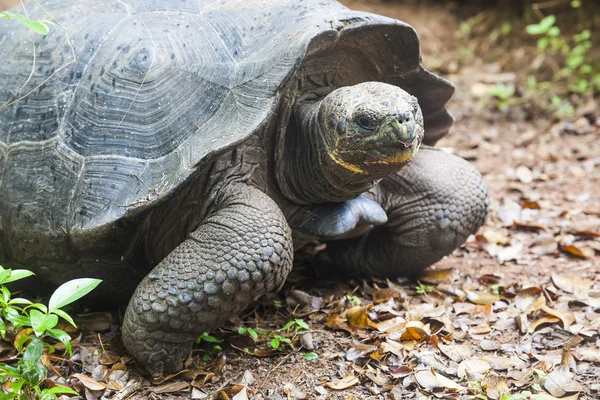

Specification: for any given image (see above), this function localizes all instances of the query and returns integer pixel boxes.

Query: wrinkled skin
[122,82,488,377]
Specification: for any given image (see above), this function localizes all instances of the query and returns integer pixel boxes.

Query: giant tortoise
[0,0,488,375]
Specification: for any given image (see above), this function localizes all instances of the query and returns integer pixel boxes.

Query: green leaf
[8,297,33,306]
[537,37,549,51]
[0,318,5,339]
[197,331,222,343]
[282,320,295,330]
[547,26,560,37]
[26,302,48,314]
[0,268,11,284]
[30,309,58,337]
[0,285,10,303]
[48,278,102,311]
[0,363,22,378]
[5,311,30,328]
[270,337,280,350]
[51,308,76,328]
[46,328,72,356]
[237,327,247,334]
[302,351,318,361]
[539,15,556,30]
[0,11,50,35]
[295,319,309,330]
[247,327,258,339]
[41,386,78,396]
[3,269,35,284]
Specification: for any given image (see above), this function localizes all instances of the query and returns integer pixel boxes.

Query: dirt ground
[1,1,599,399]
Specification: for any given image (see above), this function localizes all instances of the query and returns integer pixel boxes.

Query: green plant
[487,83,516,111]
[0,10,51,35]
[0,265,101,399]
[237,326,259,339]
[282,318,309,333]
[345,294,361,306]
[525,10,599,104]
[0,0,56,35]
[269,334,291,350]
[415,282,433,295]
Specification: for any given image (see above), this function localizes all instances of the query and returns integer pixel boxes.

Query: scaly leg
[122,184,293,376]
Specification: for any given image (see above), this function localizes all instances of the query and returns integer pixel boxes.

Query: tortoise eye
[356,115,377,131]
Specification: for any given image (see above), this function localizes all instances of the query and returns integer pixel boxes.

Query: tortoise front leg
[316,146,488,277]
[122,185,293,377]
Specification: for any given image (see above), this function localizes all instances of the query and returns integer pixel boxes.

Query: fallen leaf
[541,305,576,329]
[232,387,249,400]
[345,306,377,330]
[71,373,107,391]
[457,359,491,381]
[323,375,359,390]
[467,291,500,305]
[513,220,546,232]
[98,351,120,365]
[514,287,543,312]
[544,365,583,397]
[375,317,406,333]
[551,274,594,294]
[559,244,594,259]
[414,368,464,391]
[416,269,458,284]
[482,375,509,400]
[516,165,533,183]
[478,230,509,245]
[529,316,561,331]
[372,288,401,304]
[575,347,600,362]
[326,313,351,333]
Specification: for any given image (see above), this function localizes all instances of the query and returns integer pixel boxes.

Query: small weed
[487,83,516,111]
[415,282,433,295]
[345,294,361,306]
[237,326,259,339]
[269,334,291,350]
[282,318,309,333]
[0,265,101,399]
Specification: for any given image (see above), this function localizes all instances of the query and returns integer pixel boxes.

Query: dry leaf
[541,305,576,329]
[457,359,491,381]
[559,244,594,259]
[529,316,561,331]
[514,287,543,312]
[467,291,500,305]
[71,373,107,391]
[551,274,594,294]
[478,230,509,245]
[345,306,377,330]
[544,365,583,397]
[416,268,458,284]
[326,313,351,333]
[575,347,600,362]
[414,368,464,391]
[438,343,473,362]
[375,317,406,333]
[323,375,359,390]
[372,288,401,304]
[98,350,120,365]
[481,375,509,400]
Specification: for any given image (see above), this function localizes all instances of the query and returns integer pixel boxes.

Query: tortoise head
[319,82,423,181]
[277,82,424,204]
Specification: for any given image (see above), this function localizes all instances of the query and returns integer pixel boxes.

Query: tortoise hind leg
[316,146,488,277]
[122,185,293,377]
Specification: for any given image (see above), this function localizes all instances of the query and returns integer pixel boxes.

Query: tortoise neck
[275,99,376,205]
